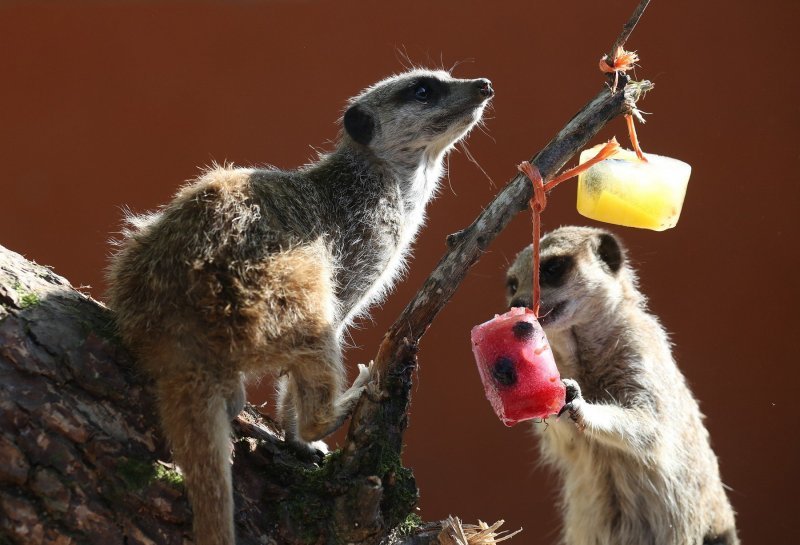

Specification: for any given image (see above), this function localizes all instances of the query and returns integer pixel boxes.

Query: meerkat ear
[596,232,624,273]
[344,104,375,146]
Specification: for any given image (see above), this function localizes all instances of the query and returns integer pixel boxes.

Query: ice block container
[471,307,565,425]
[576,145,691,231]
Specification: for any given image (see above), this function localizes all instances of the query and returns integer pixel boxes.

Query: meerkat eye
[539,255,574,287]
[397,77,444,105]
[506,277,518,296]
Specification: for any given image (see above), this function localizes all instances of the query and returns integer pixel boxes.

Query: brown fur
[506,226,738,545]
[107,168,349,545]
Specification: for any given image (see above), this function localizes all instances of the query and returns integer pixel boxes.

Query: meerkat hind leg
[286,337,371,443]
[155,368,240,545]
[276,374,327,458]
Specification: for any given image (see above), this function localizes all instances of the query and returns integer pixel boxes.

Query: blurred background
[2,0,797,542]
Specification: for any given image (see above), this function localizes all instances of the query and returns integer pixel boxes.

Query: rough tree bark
[0,3,653,543]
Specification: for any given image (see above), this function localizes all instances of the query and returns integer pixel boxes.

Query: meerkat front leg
[559,378,658,454]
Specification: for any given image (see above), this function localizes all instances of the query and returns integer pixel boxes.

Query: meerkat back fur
[107,69,493,545]
[505,226,738,545]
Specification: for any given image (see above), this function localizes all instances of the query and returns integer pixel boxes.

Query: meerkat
[106,69,493,545]
[505,226,738,545]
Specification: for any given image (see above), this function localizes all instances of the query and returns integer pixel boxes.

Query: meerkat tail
[156,371,237,545]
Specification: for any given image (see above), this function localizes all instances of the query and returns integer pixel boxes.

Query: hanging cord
[625,113,647,161]
[517,162,547,317]
[517,139,621,317]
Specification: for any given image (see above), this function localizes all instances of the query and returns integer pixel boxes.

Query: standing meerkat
[505,226,738,545]
[107,69,493,545]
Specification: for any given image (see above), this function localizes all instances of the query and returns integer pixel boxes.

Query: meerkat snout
[476,78,494,98]
[342,70,493,160]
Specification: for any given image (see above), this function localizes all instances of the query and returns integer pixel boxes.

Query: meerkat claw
[354,362,372,388]
[558,378,584,422]
[562,378,582,403]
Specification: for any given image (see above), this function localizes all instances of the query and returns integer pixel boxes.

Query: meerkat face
[342,69,493,164]
[506,227,626,333]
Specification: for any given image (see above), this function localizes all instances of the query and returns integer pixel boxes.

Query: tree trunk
[0,4,653,540]
[0,245,516,545]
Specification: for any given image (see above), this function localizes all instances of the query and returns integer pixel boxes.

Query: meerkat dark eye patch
[492,356,517,387]
[396,77,448,105]
[539,255,573,287]
[597,233,623,273]
[343,104,375,146]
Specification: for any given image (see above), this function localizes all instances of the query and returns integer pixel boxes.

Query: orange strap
[599,46,639,73]
[625,114,647,161]
[600,46,639,93]
[517,139,621,317]
[517,162,546,317]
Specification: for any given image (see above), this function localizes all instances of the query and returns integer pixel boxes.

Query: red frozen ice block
[471,307,565,425]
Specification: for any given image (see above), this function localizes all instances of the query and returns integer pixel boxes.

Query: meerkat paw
[558,378,586,427]
[353,361,387,402]
[353,362,372,388]
[285,436,328,463]
[310,439,330,455]
[336,363,372,410]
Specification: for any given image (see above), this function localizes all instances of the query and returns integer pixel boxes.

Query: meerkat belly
[556,447,677,545]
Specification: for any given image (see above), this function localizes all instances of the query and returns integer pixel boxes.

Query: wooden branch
[0,247,519,545]
[1,4,657,543]
[344,79,652,404]
[391,79,651,346]
[609,0,652,61]
[340,0,655,535]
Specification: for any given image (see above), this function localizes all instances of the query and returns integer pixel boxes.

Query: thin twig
[608,0,652,62]
[386,80,650,347]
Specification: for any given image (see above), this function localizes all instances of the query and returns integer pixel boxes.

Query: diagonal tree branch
[0,3,658,544]
[338,1,655,539]
[609,0,652,61]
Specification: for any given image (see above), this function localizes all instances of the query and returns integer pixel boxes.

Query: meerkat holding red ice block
[106,69,493,545]
[505,226,738,545]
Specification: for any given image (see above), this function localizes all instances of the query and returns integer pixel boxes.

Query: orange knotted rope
[600,46,639,93]
[517,139,621,317]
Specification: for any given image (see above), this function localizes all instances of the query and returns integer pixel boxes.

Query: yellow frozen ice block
[576,146,691,231]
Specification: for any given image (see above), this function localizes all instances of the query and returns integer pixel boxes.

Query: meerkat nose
[476,78,494,98]
[509,296,532,310]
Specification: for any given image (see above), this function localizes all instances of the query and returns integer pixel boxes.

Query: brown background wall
[1,0,797,542]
